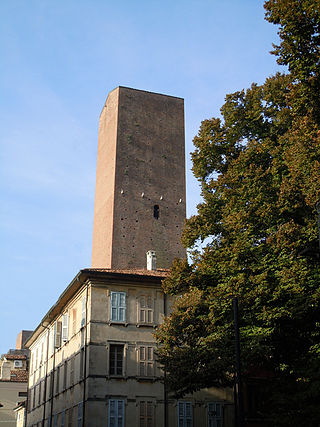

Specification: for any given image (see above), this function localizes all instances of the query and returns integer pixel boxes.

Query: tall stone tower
[91,86,186,269]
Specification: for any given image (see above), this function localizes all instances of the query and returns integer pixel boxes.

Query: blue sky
[0,0,284,354]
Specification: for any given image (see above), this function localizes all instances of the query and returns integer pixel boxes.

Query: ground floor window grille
[139,401,153,427]
[208,402,223,427]
[178,401,192,427]
[108,399,124,427]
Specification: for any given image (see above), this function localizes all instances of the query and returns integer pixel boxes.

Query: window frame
[138,346,154,377]
[177,401,193,427]
[108,399,124,427]
[62,313,69,342]
[110,291,126,322]
[208,402,223,427]
[109,344,124,376]
[137,295,154,325]
[77,402,83,427]
[139,401,154,427]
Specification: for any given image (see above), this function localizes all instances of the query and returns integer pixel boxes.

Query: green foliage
[155,1,320,425]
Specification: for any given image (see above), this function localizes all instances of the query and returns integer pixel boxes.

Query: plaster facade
[0,348,29,425]
[25,269,234,427]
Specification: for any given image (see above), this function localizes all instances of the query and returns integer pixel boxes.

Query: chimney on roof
[146,251,157,271]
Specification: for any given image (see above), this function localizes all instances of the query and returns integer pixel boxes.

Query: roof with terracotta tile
[4,354,27,360]
[9,370,28,382]
[83,268,169,277]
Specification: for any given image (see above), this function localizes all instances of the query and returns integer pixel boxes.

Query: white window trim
[81,296,86,328]
[62,313,69,342]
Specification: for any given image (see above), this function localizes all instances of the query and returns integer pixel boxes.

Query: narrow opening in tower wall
[153,205,159,219]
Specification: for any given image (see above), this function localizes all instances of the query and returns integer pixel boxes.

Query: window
[32,386,36,409]
[62,313,69,342]
[48,372,54,398]
[80,349,84,380]
[38,381,41,405]
[40,342,44,367]
[153,204,160,219]
[54,321,62,348]
[77,402,83,427]
[56,366,60,394]
[138,346,154,377]
[35,348,38,371]
[19,391,28,397]
[61,410,65,427]
[53,414,57,427]
[108,399,124,427]
[110,292,126,322]
[178,402,192,427]
[67,407,73,427]
[63,361,68,390]
[70,357,75,386]
[14,360,23,368]
[138,296,153,324]
[208,402,223,427]
[72,309,77,335]
[81,296,86,327]
[109,344,124,375]
[139,401,153,427]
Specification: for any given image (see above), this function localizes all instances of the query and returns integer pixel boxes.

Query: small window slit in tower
[153,205,159,219]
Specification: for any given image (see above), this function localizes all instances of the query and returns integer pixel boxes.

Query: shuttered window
[208,402,223,427]
[139,401,153,427]
[178,402,192,427]
[139,296,153,323]
[108,399,124,427]
[139,346,154,377]
[110,292,126,322]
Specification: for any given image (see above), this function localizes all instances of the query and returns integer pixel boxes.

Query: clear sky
[0,0,285,355]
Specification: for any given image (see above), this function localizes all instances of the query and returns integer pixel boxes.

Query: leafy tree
[155,1,320,425]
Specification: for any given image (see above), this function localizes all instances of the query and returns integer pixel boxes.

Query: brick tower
[91,87,186,269]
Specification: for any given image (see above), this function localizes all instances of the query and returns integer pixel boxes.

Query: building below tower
[25,269,234,427]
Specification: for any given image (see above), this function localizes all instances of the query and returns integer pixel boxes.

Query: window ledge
[108,375,127,380]
[136,376,156,382]
[108,321,128,327]
[136,323,155,328]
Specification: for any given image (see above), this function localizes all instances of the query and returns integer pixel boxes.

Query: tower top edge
[117,86,184,101]
[100,86,184,118]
